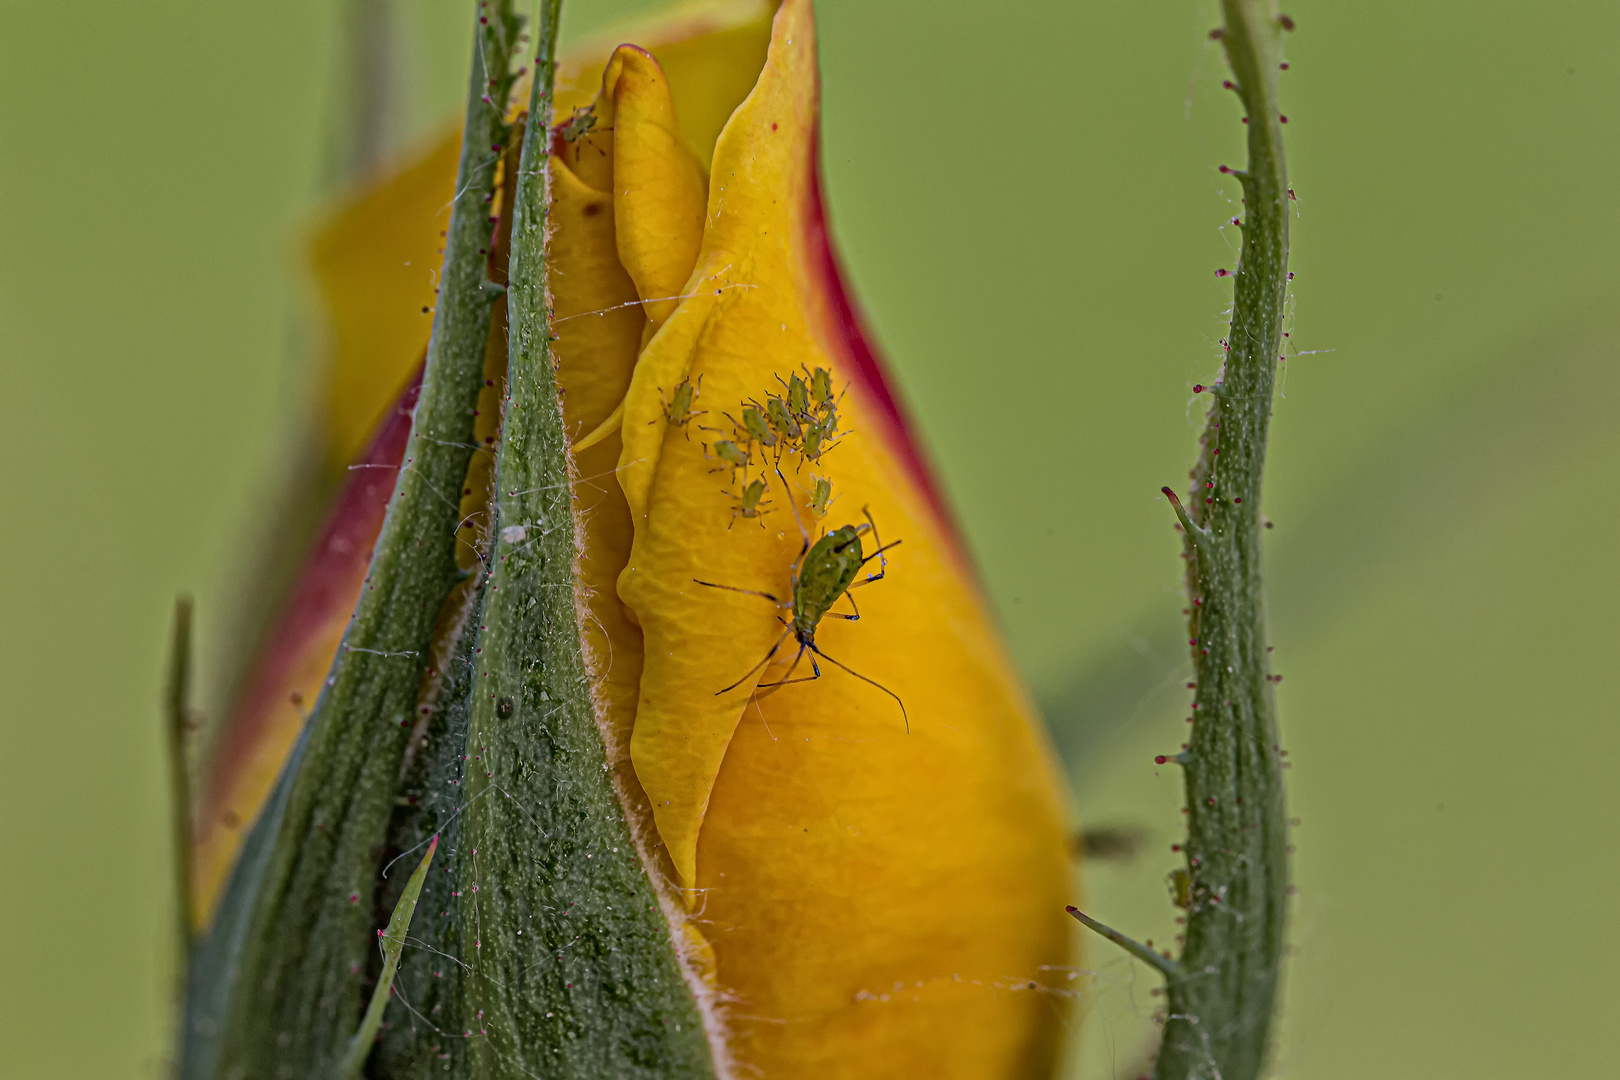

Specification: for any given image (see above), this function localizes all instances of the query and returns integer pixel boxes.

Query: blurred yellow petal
[309,145,453,468]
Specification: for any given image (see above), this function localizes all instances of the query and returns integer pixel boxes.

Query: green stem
[180,5,523,1077]
[1066,907,1183,981]
[1158,4,1292,1078]
[453,4,718,1075]
[164,597,195,982]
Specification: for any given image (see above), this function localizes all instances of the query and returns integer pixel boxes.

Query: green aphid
[739,405,777,448]
[729,477,771,527]
[709,439,750,468]
[801,408,839,462]
[808,476,833,517]
[1169,867,1193,910]
[766,395,801,441]
[694,471,907,730]
[558,104,597,146]
[802,424,825,461]
[808,366,834,406]
[785,372,810,418]
[661,376,702,428]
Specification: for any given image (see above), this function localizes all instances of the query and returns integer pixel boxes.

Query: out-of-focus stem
[164,597,195,982]
[1158,3,1292,1078]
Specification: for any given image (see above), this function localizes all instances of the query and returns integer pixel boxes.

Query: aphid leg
[692,578,786,606]
[807,643,909,733]
[827,590,860,621]
[850,505,901,588]
[773,467,813,555]
[714,628,793,696]
[756,646,820,690]
[850,539,901,589]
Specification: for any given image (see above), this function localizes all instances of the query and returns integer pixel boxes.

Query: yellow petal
[309,0,774,470]
[556,0,774,172]
[547,151,648,797]
[614,3,1072,1075]
[608,46,709,331]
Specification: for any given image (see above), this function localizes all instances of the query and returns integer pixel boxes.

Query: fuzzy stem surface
[454,3,719,1077]
[1155,3,1292,1078]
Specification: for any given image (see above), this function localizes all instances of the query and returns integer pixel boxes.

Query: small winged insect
[656,375,703,434]
[728,476,771,527]
[694,470,907,730]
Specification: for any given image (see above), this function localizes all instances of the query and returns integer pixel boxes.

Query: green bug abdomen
[792,525,864,640]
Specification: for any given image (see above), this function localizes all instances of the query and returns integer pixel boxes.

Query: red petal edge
[803,129,959,548]
[199,367,423,827]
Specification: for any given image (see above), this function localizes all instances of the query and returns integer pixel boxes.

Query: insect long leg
[692,578,787,607]
[715,628,793,695]
[851,539,902,588]
[758,642,811,688]
[829,590,860,621]
[808,643,909,733]
[757,648,822,689]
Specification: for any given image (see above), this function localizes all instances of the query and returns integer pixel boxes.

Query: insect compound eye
[496,696,515,719]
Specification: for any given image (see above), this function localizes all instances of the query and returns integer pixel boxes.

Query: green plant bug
[1169,867,1193,910]
[799,406,839,463]
[694,470,907,730]
[783,372,810,418]
[558,104,598,146]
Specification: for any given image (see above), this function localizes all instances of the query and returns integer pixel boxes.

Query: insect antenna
[808,643,908,733]
[773,466,813,557]
[691,578,785,606]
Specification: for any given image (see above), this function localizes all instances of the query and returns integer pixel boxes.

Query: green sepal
[451,3,719,1076]
[178,4,524,1077]
[334,836,439,1080]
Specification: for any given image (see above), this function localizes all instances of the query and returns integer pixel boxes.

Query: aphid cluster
[691,366,844,526]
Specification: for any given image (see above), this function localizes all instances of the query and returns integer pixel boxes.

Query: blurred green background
[2,0,1616,1076]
